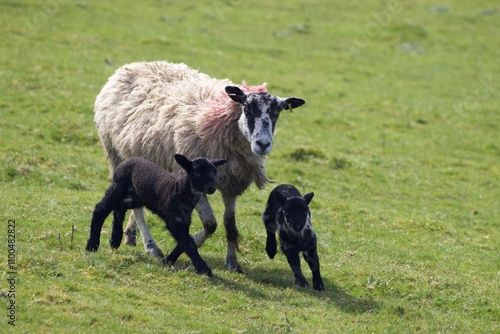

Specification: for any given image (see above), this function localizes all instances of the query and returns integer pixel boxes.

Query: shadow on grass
[108,247,380,314]
[203,254,381,314]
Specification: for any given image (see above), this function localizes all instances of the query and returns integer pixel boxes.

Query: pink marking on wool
[199,81,267,137]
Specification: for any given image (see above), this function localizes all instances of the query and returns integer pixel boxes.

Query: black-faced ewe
[263,184,324,290]
[94,61,306,273]
[86,154,226,276]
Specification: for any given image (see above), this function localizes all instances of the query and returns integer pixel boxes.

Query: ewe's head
[225,86,305,156]
[174,154,226,194]
[276,191,314,232]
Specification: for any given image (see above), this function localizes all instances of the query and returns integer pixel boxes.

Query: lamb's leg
[133,207,165,258]
[283,249,308,287]
[166,217,212,276]
[222,195,243,273]
[86,183,120,251]
[163,195,216,265]
[109,208,126,249]
[262,200,278,259]
[304,247,324,291]
[265,231,277,259]
[193,194,217,247]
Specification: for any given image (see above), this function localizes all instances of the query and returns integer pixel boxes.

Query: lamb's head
[174,154,226,194]
[276,191,314,232]
[225,86,305,156]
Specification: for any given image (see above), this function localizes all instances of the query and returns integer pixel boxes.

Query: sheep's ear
[274,191,288,206]
[303,192,314,205]
[174,154,192,171]
[281,97,306,111]
[225,86,247,104]
[211,159,226,167]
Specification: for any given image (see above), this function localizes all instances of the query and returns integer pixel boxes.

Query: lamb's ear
[274,190,288,206]
[225,86,247,104]
[281,97,306,110]
[303,192,314,205]
[211,159,226,167]
[174,154,192,171]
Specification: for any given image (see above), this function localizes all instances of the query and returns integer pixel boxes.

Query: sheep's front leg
[132,207,165,258]
[193,194,217,247]
[167,217,212,276]
[283,249,308,287]
[304,247,324,291]
[262,205,278,259]
[223,195,243,273]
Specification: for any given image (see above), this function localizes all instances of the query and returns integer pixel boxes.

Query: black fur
[86,154,226,276]
[263,184,324,290]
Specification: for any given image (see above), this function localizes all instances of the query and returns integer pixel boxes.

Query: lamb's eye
[194,171,201,177]
[243,106,249,113]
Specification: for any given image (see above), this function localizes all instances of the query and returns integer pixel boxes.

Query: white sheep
[94,61,306,273]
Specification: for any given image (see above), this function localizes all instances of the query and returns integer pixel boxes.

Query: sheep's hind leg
[109,208,126,249]
[132,207,165,258]
[193,194,217,247]
[86,182,121,251]
[123,211,137,246]
[223,195,243,274]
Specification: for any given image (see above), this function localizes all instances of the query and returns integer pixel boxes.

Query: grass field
[1,0,499,332]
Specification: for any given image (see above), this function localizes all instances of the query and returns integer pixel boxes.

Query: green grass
[1,0,499,332]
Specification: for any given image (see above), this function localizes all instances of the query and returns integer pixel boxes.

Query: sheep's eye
[194,171,201,177]
[243,106,249,113]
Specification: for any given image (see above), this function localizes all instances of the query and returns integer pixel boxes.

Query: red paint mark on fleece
[199,81,267,138]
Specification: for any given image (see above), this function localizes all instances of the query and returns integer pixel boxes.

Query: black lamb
[86,154,226,276]
[263,184,324,290]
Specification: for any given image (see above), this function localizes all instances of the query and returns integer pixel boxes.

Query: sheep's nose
[256,139,271,151]
[206,185,216,194]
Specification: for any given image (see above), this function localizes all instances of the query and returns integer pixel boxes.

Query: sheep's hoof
[225,258,243,274]
[146,245,165,259]
[195,264,213,277]
[295,278,309,288]
[85,242,99,252]
[123,229,137,246]
[313,282,325,291]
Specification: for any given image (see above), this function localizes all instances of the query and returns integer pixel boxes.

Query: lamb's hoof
[123,229,137,246]
[162,257,174,267]
[314,282,325,291]
[85,242,99,252]
[146,246,165,259]
[225,258,243,274]
[295,278,309,288]
[195,264,213,277]
[265,247,277,259]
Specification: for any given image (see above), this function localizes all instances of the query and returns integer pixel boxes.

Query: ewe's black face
[282,197,311,232]
[174,154,226,194]
[225,86,305,156]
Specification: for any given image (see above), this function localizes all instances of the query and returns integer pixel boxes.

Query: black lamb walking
[86,154,226,276]
[263,184,324,290]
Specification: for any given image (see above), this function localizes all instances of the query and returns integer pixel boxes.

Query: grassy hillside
[1,0,499,332]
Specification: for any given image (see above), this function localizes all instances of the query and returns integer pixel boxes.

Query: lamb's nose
[206,185,216,194]
[256,139,271,151]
